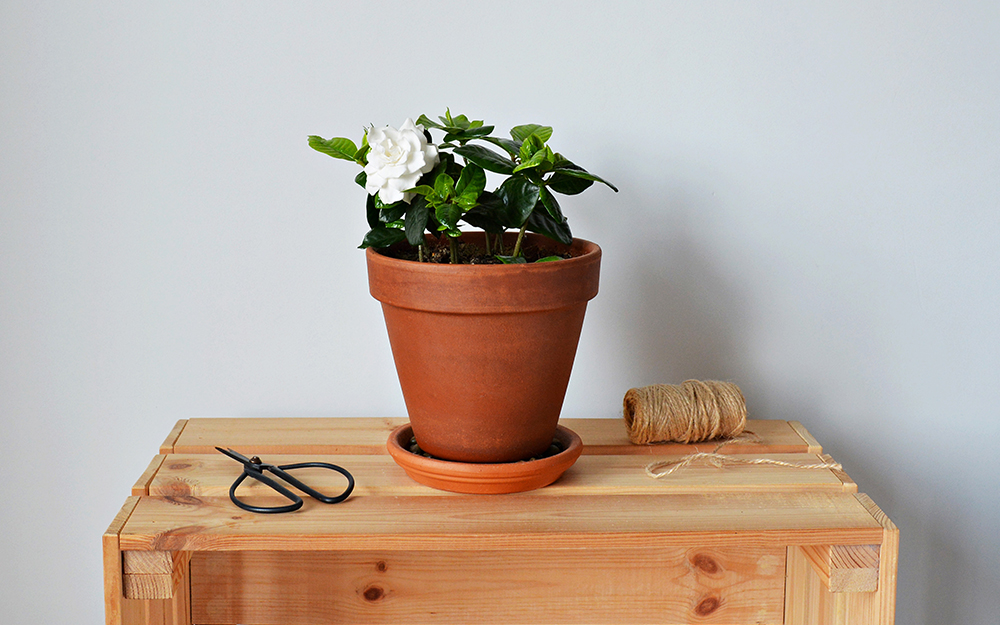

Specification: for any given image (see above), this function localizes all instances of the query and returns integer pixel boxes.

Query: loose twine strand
[622,380,843,479]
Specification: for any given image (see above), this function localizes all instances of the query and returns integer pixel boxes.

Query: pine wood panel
[800,544,880,592]
[169,417,816,455]
[190,547,786,625]
[147,451,854,501]
[119,491,882,553]
[105,497,192,625]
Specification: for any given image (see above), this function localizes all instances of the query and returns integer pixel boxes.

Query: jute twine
[623,380,747,445]
[622,380,843,479]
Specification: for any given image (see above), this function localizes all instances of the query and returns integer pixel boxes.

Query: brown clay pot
[367,232,601,463]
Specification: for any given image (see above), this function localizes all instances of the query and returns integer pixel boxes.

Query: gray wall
[2,2,998,623]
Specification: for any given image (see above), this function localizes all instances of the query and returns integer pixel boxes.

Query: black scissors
[216,447,355,513]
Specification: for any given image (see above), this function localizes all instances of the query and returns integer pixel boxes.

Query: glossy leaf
[526,205,573,245]
[453,144,515,175]
[546,163,593,195]
[416,114,444,130]
[539,186,563,222]
[550,166,619,192]
[365,193,379,229]
[434,172,455,198]
[535,256,563,263]
[406,185,435,196]
[510,124,553,143]
[404,196,430,246]
[359,226,406,249]
[455,163,487,200]
[443,125,495,143]
[435,202,462,230]
[497,177,540,227]
[462,192,506,233]
[380,202,406,223]
[496,255,527,264]
[480,136,521,158]
[519,134,545,163]
[513,146,550,174]
[308,136,359,161]
[355,170,368,189]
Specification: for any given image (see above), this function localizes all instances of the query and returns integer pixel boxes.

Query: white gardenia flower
[364,119,439,204]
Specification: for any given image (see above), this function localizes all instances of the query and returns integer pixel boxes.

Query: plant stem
[418,244,424,263]
[449,237,458,264]
[512,223,528,258]
[484,233,491,256]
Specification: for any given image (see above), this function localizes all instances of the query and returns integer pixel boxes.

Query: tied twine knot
[622,380,843,479]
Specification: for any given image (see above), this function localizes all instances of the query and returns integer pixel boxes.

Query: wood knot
[375,561,388,573]
[691,553,720,574]
[694,595,721,616]
[164,495,200,506]
[363,586,384,602]
[168,462,191,470]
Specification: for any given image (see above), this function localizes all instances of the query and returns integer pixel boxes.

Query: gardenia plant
[309,110,617,264]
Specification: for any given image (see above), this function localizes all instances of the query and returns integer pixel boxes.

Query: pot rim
[366,232,602,314]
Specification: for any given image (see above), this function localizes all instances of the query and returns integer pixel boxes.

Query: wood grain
[119,491,883,552]
[147,451,853,500]
[191,547,785,624]
[105,418,896,625]
[857,493,899,624]
[170,417,816,455]
[800,544,880,592]
[158,420,187,455]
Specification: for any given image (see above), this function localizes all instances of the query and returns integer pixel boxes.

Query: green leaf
[435,202,462,230]
[462,191,506,234]
[539,186,564,222]
[355,170,368,189]
[366,193,380,229]
[513,147,549,173]
[308,136,359,161]
[443,125,495,143]
[510,124,553,144]
[406,185,435,196]
[496,255,527,264]
[455,163,486,200]
[405,196,430,246]
[526,206,573,245]
[354,143,370,163]
[480,136,521,158]
[550,166,619,192]
[453,145,515,175]
[416,114,444,130]
[519,134,544,163]
[359,226,407,249]
[535,256,563,263]
[497,176,540,227]
[380,202,406,223]
[434,172,455,199]
[546,162,593,195]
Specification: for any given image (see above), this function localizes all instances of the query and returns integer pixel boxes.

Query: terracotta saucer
[386,424,583,494]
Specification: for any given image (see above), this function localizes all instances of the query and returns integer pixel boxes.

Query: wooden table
[104,418,897,625]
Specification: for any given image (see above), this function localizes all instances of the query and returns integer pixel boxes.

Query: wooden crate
[104,418,897,625]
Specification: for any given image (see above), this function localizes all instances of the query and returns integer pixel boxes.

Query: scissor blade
[216,446,254,466]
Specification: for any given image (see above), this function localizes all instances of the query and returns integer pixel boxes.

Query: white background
[2,2,998,623]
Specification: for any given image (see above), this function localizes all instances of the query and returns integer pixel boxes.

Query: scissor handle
[272,462,355,504]
[227,461,355,514]
[229,469,304,514]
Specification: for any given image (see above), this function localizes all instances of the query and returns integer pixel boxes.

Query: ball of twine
[623,380,747,445]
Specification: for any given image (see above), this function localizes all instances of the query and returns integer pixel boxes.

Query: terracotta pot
[367,232,601,463]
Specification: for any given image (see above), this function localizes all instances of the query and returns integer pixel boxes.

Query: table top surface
[112,418,887,552]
